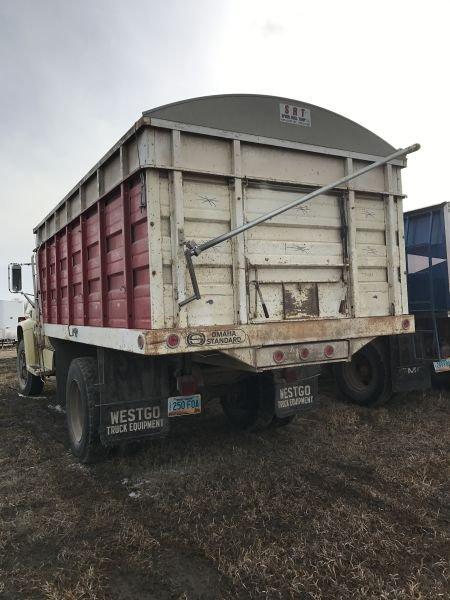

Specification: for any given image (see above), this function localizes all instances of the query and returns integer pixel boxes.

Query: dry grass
[0,352,449,599]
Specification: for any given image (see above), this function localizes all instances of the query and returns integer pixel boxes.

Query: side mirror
[8,263,23,293]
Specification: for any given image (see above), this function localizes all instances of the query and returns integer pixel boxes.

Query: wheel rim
[342,353,373,393]
[67,380,85,444]
[17,347,28,389]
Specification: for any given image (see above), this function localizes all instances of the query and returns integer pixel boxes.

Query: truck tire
[333,342,391,406]
[17,339,44,396]
[66,357,106,463]
[221,375,275,431]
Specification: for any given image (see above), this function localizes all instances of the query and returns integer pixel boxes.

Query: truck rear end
[15,95,419,461]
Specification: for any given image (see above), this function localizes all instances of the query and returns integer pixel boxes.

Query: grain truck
[10,94,422,462]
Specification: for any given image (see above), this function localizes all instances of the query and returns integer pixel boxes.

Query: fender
[17,318,39,374]
[17,318,54,376]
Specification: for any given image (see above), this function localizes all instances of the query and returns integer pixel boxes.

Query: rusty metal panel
[42,314,414,358]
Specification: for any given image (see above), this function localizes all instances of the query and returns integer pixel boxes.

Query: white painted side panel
[245,186,346,322]
[153,132,407,329]
[355,195,391,316]
[241,144,344,185]
[160,173,234,327]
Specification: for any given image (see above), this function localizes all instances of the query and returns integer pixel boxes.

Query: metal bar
[178,250,201,307]
[188,144,420,257]
[254,282,270,319]
[230,139,247,324]
[384,163,400,315]
[345,157,359,317]
[170,128,187,327]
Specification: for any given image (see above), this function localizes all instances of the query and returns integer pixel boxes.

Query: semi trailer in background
[405,202,450,372]
[10,94,423,462]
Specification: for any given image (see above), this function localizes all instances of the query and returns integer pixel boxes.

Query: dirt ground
[0,349,449,599]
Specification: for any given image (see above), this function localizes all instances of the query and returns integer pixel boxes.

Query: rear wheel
[17,339,44,396]
[66,357,106,463]
[221,376,275,431]
[333,342,391,406]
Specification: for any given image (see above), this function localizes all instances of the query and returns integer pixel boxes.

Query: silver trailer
[13,95,421,462]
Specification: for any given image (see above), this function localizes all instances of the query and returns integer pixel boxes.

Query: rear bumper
[44,315,414,357]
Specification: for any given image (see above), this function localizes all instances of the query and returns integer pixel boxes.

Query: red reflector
[402,319,410,330]
[177,375,198,395]
[273,350,285,363]
[167,334,180,348]
[300,347,309,360]
[324,345,334,358]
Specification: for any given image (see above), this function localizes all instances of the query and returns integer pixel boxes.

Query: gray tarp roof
[144,94,395,157]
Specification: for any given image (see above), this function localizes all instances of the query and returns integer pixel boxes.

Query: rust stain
[283,284,319,318]
[142,315,415,356]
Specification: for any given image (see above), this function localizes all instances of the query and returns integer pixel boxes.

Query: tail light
[324,345,334,358]
[299,347,309,360]
[273,350,285,363]
[166,333,180,349]
[402,318,411,330]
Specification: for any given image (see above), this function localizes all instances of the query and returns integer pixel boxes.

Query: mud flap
[391,365,431,393]
[97,348,171,446]
[275,373,319,418]
[390,335,431,392]
[99,398,169,446]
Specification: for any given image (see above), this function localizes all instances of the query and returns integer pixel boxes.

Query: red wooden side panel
[85,207,102,326]
[68,218,84,325]
[104,190,127,328]
[37,177,152,330]
[58,229,69,324]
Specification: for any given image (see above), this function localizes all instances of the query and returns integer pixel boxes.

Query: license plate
[168,394,202,417]
[433,358,450,373]
[275,376,317,417]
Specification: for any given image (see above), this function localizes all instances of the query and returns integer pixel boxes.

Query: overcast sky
[1,0,448,300]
